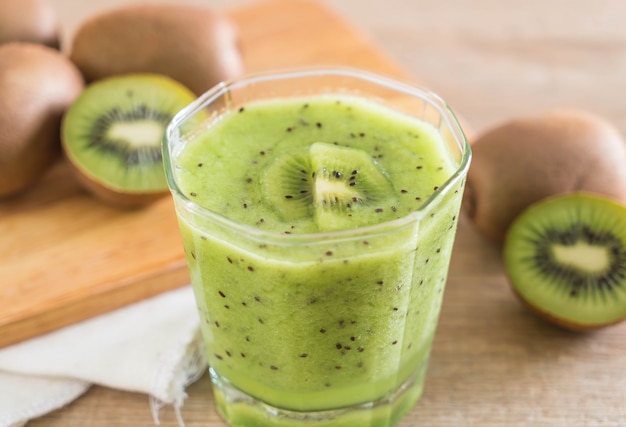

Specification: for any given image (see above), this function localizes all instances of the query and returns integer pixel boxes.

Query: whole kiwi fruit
[463,109,626,244]
[0,0,60,49]
[0,43,84,198]
[68,4,244,96]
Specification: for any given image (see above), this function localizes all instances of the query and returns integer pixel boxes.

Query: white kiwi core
[107,120,164,147]
[552,243,610,274]
[314,175,359,207]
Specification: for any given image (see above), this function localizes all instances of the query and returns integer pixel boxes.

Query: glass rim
[163,66,472,244]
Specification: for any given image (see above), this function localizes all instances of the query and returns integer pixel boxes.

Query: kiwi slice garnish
[263,142,399,231]
[62,73,197,207]
[503,192,626,331]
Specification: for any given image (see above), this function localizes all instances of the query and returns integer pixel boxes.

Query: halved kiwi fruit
[262,142,399,231]
[503,192,626,331]
[62,73,197,207]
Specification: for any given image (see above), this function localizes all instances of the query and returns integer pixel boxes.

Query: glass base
[209,367,427,427]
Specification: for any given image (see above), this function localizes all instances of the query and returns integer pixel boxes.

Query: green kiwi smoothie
[169,93,466,426]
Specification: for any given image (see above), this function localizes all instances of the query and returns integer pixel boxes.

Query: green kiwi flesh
[262,142,399,231]
[503,192,626,331]
[62,73,197,207]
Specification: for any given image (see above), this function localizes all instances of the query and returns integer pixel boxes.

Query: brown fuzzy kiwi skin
[0,0,60,49]
[68,4,244,96]
[0,43,84,198]
[64,158,167,208]
[463,109,626,244]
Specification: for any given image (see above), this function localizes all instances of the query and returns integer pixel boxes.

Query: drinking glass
[163,67,471,427]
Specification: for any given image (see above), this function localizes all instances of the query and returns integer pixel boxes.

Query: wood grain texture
[19,0,626,425]
[0,152,190,348]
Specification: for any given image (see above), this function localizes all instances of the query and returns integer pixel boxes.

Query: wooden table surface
[27,0,626,426]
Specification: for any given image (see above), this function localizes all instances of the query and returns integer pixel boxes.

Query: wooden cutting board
[0,0,415,348]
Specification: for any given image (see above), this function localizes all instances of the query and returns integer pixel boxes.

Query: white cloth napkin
[0,285,206,427]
